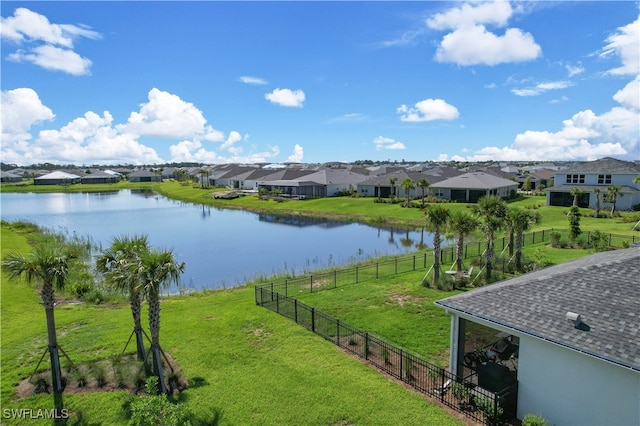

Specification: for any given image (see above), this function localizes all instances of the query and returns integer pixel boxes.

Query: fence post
[399,349,403,381]
[285,280,288,297]
[413,255,416,271]
[376,262,379,279]
[365,332,369,360]
[423,252,427,268]
[311,307,315,333]
[334,270,337,288]
[310,275,313,293]
[276,292,280,313]
[294,299,298,323]
[271,283,274,301]
[356,266,359,283]
[440,368,445,403]
[395,258,398,274]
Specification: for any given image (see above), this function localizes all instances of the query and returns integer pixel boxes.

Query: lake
[0,190,430,291]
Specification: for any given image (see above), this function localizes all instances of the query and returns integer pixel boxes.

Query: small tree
[606,185,622,216]
[448,211,478,281]
[523,175,532,192]
[401,178,415,207]
[568,206,581,243]
[389,177,398,199]
[474,195,507,282]
[425,205,450,287]
[417,178,430,208]
[593,188,601,218]
[570,187,584,207]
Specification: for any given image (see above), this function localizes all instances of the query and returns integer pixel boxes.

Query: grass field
[0,223,464,425]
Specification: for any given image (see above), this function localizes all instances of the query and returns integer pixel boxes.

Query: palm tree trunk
[147,289,167,394]
[130,293,146,361]
[485,232,494,281]
[42,284,63,393]
[432,228,441,286]
[456,234,464,273]
[515,229,524,272]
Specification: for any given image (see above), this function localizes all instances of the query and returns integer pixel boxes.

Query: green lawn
[0,224,463,425]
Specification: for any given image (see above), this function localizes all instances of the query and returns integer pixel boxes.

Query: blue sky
[1,1,638,166]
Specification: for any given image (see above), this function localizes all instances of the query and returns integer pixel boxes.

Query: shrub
[522,414,549,426]
[589,230,610,252]
[549,231,562,248]
[128,378,193,426]
[451,382,471,402]
[476,396,504,425]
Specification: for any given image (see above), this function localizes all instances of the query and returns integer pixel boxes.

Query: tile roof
[436,248,640,371]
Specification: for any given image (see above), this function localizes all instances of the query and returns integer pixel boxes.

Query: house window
[434,189,445,198]
[597,174,612,184]
[566,174,585,184]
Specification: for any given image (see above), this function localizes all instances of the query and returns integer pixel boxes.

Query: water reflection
[1,191,432,290]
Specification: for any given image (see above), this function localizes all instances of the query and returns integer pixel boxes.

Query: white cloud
[0,7,100,75]
[397,99,459,122]
[220,131,244,155]
[373,136,406,151]
[169,140,280,164]
[1,88,55,143]
[287,144,304,162]
[427,1,541,66]
[600,16,639,76]
[120,88,224,141]
[7,45,92,76]
[613,76,639,111]
[511,80,572,97]
[239,76,268,85]
[328,113,367,123]
[265,88,305,107]
[565,63,584,77]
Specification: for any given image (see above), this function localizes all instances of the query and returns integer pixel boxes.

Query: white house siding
[517,334,640,426]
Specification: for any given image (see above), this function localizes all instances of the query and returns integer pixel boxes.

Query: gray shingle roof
[562,157,640,174]
[431,171,518,189]
[436,248,640,371]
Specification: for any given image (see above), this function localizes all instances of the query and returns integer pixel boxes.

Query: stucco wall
[517,334,640,425]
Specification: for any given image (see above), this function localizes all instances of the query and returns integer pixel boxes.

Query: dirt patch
[387,293,424,307]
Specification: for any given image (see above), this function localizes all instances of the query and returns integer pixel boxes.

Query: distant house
[430,171,518,202]
[256,168,365,198]
[546,157,640,209]
[436,248,640,426]
[127,170,161,182]
[80,171,120,184]
[0,171,23,183]
[357,166,463,198]
[34,171,81,185]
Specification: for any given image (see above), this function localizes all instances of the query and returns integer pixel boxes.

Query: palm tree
[425,205,450,287]
[593,188,602,218]
[2,245,73,393]
[401,178,415,207]
[606,185,622,216]
[473,195,507,282]
[96,235,150,361]
[198,168,209,189]
[448,211,478,279]
[570,187,584,207]
[138,248,185,394]
[389,177,398,199]
[509,208,540,272]
[417,178,430,208]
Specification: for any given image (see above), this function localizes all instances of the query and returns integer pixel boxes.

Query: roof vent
[566,311,588,330]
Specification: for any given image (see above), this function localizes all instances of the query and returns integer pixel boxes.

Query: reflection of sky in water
[1,191,432,290]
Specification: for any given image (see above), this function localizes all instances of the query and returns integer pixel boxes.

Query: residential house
[80,171,121,184]
[34,171,82,185]
[0,171,23,183]
[435,248,640,426]
[127,170,161,182]
[546,157,640,209]
[357,166,463,198]
[257,168,365,198]
[430,172,518,202]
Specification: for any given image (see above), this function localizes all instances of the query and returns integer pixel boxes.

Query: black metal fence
[254,229,637,424]
[255,287,517,425]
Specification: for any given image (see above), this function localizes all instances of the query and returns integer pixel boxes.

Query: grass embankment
[0,223,463,425]
[4,179,638,236]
